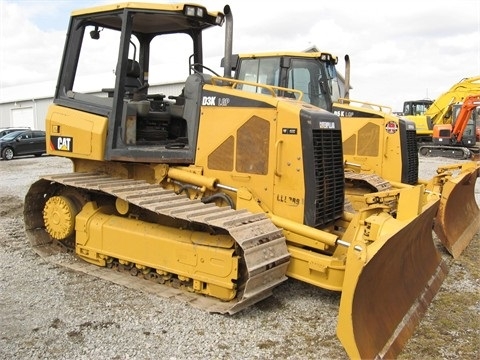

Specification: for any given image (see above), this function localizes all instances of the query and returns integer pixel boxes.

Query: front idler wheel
[43,195,80,240]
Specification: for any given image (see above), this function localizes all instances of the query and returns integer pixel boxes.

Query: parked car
[0,130,46,160]
[0,127,31,138]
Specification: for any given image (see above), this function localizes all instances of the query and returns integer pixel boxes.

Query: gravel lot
[0,155,478,359]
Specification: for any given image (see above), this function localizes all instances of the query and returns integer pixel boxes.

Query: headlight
[184,5,205,18]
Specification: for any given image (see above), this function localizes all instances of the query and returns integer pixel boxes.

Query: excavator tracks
[24,172,290,314]
[418,144,477,160]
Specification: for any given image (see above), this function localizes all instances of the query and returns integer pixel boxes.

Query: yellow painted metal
[195,85,316,226]
[46,105,108,161]
[430,163,480,258]
[43,195,79,240]
[394,161,480,258]
[168,167,217,191]
[75,202,238,301]
[267,213,347,291]
[337,197,447,359]
[286,245,346,291]
[269,214,338,248]
[71,2,223,18]
[115,198,129,215]
[341,114,405,184]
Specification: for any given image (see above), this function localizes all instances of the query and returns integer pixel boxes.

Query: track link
[344,172,392,192]
[25,172,290,314]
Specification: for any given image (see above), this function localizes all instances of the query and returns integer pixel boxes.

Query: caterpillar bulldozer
[24,3,450,359]
[403,76,480,142]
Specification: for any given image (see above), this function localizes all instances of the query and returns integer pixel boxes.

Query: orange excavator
[419,94,480,159]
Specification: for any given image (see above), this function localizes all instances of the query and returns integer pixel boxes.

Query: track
[418,143,480,160]
[24,172,291,314]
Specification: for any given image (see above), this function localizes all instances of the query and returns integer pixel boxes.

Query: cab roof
[71,2,224,34]
[236,51,338,63]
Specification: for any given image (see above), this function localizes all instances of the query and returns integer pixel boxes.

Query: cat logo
[51,136,73,152]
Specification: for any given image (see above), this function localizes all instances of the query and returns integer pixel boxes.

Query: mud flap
[336,200,448,359]
[433,165,480,258]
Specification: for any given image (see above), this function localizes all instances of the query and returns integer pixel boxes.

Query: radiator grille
[402,125,419,185]
[311,129,345,227]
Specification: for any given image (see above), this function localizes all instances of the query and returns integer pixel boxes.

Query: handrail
[209,76,304,101]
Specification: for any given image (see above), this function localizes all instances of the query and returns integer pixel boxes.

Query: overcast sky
[1,0,479,111]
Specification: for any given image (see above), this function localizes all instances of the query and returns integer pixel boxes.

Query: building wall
[0,98,50,130]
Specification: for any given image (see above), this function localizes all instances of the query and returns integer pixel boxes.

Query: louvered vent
[310,128,345,227]
[400,120,419,185]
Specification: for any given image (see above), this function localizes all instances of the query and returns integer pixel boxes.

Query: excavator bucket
[429,162,480,258]
[337,195,448,359]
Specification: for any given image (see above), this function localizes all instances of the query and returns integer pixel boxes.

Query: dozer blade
[433,164,480,258]
[337,199,448,359]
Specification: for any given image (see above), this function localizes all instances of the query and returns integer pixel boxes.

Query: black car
[0,127,31,138]
[0,130,46,160]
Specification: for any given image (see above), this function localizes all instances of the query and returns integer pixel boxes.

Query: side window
[73,26,120,94]
[287,67,310,102]
[288,59,327,109]
[237,59,260,91]
[237,58,280,93]
[148,33,193,87]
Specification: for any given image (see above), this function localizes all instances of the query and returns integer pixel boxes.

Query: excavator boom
[451,95,480,142]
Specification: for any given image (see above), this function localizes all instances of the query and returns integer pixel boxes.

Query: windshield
[236,56,341,111]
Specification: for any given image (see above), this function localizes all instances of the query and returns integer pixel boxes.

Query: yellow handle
[275,140,283,177]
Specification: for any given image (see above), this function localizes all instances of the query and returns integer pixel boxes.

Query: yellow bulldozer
[224,50,480,258]
[24,3,463,359]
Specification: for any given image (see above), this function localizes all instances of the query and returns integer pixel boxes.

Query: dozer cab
[403,99,433,117]
[402,99,434,142]
[24,3,448,358]
[224,50,480,258]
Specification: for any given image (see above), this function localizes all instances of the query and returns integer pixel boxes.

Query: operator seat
[125,59,142,95]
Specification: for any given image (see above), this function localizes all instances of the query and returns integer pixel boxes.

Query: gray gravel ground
[0,155,478,359]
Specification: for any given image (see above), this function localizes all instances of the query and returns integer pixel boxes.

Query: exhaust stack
[344,54,350,99]
[223,5,233,78]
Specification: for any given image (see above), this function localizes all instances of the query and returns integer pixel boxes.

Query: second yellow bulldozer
[225,49,480,259]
